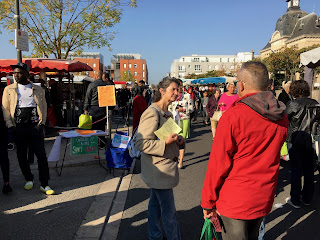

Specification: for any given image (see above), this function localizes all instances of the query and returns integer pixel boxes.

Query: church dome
[275,8,308,37]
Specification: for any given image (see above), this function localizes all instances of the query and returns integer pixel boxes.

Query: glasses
[234,79,246,85]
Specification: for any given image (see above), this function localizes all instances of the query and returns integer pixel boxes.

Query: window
[116,63,120,69]
[195,65,201,71]
[178,66,184,71]
[188,65,191,68]
[93,63,96,68]
[129,64,132,68]
[193,58,199,62]
[134,64,137,68]
[208,65,211,70]
[123,63,127,68]
[182,58,185,62]
[134,71,137,76]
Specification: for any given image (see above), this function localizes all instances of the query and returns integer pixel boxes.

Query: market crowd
[1,61,319,240]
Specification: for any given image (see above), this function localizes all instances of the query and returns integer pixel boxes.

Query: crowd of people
[134,61,319,240]
[1,61,319,239]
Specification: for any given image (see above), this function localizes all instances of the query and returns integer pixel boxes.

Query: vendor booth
[300,47,320,100]
[0,58,93,126]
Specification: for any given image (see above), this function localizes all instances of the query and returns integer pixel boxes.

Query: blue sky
[0,0,318,84]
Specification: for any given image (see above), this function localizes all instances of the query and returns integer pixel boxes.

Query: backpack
[129,107,160,159]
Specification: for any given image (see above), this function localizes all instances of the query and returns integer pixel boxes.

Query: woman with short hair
[278,81,293,105]
[286,80,319,208]
[136,77,185,240]
[217,82,239,111]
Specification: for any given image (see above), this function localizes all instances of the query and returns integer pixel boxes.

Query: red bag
[48,106,57,127]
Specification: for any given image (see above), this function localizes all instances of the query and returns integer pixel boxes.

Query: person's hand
[203,209,214,219]
[177,106,184,112]
[176,135,185,147]
[165,133,178,145]
[218,102,225,106]
[203,208,220,220]
[84,110,88,115]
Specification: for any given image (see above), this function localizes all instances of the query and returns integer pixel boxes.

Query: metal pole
[15,0,22,63]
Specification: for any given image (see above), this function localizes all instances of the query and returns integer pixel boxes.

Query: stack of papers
[154,118,182,140]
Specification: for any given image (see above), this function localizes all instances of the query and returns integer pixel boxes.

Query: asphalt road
[116,121,320,240]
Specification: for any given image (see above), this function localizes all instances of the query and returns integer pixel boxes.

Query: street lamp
[15,0,22,63]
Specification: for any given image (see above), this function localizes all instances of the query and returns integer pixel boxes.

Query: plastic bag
[280,142,288,156]
[200,218,219,240]
[78,114,92,129]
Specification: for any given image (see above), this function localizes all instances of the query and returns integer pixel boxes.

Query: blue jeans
[258,217,265,240]
[148,189,181,240]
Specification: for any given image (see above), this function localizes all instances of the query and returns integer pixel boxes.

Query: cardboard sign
[98,85,116,107]
[71,136,98,155]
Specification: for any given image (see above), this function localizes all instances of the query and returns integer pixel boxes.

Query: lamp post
[15,0,22,63]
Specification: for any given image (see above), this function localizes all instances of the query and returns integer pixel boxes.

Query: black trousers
[89,107,107,147]
[0,124,10,182]
[14,126,50,187]
[220,215,263,240]
[289,143,315,205]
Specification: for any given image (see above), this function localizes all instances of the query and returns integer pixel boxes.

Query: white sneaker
[24,181,34,190]
[40,186,55,195]
[286,197,301,209]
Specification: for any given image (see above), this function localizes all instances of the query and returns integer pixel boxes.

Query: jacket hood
[239,91,286,121]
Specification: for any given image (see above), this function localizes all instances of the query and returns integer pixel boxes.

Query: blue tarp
[190,77,226,85]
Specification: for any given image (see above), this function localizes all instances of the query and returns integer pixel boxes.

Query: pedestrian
[168,79,194,169]
[102,72,115,86]
[132,86,147,131]
[2,63,54,195]
[0,82,12,194]
[136,77,184,240]
[217,82,239,111]
[201,62,288,239]
[187,87,196,121]
[84,71,108,148]
[193,87,201,121]
[285,80,319,208]
[206,88,221,139]
[201,91,209,125]
[49,79,64,127]
[278,80,293,106]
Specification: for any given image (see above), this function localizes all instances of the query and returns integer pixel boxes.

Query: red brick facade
[73,58,103,78]
[119,59,148,83]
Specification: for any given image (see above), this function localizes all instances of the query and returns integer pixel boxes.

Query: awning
[191,77,226,85]
[0,58,93,74]
[300,47,320,68]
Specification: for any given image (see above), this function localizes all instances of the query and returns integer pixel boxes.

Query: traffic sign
[15,29,29,51]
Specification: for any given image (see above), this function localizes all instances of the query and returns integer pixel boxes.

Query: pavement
[0,115,132,240]
[1,116,320,240]
[114,121,320,240]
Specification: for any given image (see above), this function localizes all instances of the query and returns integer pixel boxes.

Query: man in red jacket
[201,62,288,239]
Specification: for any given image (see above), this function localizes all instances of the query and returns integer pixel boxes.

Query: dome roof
[289,13,320,40]
[275,8,308,37]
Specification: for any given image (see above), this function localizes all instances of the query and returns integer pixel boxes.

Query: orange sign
[98,86,116,107]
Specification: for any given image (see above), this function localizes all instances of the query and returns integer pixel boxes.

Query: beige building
[170,52,255,79]
[260,0,320,59]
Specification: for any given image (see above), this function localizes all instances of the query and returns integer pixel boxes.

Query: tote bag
[212,107,223,122]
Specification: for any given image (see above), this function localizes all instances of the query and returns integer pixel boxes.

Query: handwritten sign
[98,85,116,107]
[71,136,98,155]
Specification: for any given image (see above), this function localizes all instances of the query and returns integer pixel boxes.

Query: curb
[100,158,137,240]
[74,176,121,240]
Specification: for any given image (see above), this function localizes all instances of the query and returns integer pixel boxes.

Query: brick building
[111,54,148,83]
[64,52,104,78]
